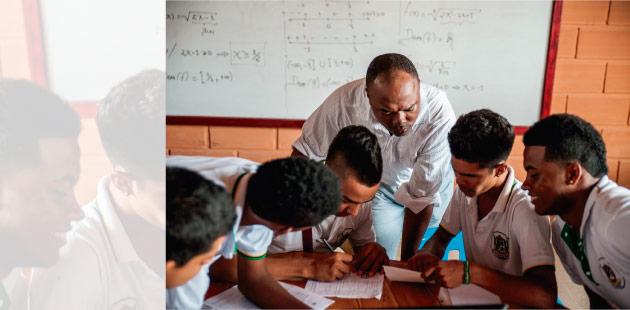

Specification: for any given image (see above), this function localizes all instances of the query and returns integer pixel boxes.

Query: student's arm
[407,226,454,271]
[423,261,559,309]
[208,256,237,282]
[290,147,306,157]
[266,252,352,281]
[351,242,388,277]
[237,255,310,309]
[584,286,613,309]
[401,205,434,260]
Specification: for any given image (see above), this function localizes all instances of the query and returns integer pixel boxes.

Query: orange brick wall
[167,1,629,188]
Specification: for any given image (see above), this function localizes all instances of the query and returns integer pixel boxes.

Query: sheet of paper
[383,265,432,283]
[304,273,384,299]
[448,283,502,306]
[203,282,334,310]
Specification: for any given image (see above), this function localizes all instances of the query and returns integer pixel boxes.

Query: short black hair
[0,79,80,170]
[326,125,382,187]
[448,109,515,169]
[97,70,165,179]
[366,53,419,88]
[523,114,607,178]
[166,167,235,266]
[247,157,341,227]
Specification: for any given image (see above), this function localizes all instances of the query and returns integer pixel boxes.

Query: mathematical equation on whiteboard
[166,2,485,90]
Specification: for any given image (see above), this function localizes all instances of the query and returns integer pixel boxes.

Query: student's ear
[565,162,582,186]
[110,171,135,197]
[494,162,508,177]
[166,260,178,272]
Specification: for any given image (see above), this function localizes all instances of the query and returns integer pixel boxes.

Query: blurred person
[167,156,341,309]
[30,70,166,309]
[408,109,558,308]
[166,167,236,289]
[0,79,82,309]
[523,114,630,308]
[267,125,388,281]
[292,53,456,260]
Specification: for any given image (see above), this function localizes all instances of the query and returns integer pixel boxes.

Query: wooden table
[205,255,453,309]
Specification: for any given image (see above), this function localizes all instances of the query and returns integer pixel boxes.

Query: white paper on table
[447,283,502,306]
[304,273,384,300]
[202,282,334,310]
[383,265,434,283]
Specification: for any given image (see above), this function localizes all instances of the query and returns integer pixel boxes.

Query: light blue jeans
[372,168,454,259]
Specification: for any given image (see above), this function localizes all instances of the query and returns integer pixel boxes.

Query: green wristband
[463,261,470,284]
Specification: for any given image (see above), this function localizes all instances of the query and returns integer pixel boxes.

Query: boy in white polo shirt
[522,114,630,309]
[408,109,558,308]
[166,167,235,289]
[267,125,388,281]
[166,156,341,309]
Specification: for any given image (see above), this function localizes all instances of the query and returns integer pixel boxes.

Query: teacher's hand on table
[351,242,389,277]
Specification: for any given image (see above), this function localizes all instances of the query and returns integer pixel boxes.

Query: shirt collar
[580,175,610,236]
[96,176,143,264]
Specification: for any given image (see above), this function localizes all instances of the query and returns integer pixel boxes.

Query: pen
[322,238,334,253]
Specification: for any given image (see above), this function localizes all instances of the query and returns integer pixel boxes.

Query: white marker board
[166,0,556,126]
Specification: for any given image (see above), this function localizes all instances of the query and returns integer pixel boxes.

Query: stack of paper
[203,282,334,309]
[304,273,384,300]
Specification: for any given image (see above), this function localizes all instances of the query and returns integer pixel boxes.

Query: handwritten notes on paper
[203,282,334,310]
[305,273,384,300]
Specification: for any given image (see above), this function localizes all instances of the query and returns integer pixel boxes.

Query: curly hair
[366,53,419,89]
[523,114,607,178]
[166,167,235,266]
[326,125,383,187]
[448,109,515,169]
[247,157,341,227]
[0,79,80,170]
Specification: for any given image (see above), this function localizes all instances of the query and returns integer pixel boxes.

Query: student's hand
[407,250,439,274]
[423,260,465,288]
[310,252,353,282]
[351,242,389,277]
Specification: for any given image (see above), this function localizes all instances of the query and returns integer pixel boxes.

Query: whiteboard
[166,0,554,126]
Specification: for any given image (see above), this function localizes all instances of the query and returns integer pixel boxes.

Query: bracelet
[463,261,470,284]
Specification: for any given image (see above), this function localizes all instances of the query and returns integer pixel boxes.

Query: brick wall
[168,1,629,188]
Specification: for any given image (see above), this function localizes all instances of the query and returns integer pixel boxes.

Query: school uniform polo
[30,176,164,309]
[440,166,555,276]
[166,156,275,309]
[268,202,375,254]
[551,176,630,308]
[0,269,27,310]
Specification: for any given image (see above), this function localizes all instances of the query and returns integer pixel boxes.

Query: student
[30,70,165,309]
[408,109,558,308]
[0,79,82,310]
[522,114,630,308]
[267,125,388,281]
[166,167,236,289]
[166,156,341,309]
[293,53,456,260]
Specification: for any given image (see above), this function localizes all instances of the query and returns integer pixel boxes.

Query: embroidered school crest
[599,258,625,289]
[491,231,510,260]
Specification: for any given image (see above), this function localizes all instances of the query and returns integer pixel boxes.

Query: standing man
[293,53,456,259]
[522,114,629,308]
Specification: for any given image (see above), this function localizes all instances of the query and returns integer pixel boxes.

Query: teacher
[292,53,455,260]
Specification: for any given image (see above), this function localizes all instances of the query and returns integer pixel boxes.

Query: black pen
[322,238,335,253]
